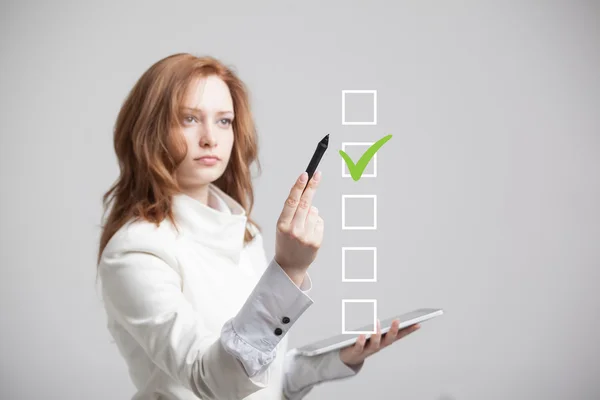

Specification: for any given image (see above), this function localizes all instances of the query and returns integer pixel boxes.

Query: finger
[311,216,324,244]
[278,172,308,228]
[395,323,421,341]
[303,207,319,239]
[291,170,321,232]
[353,334,367,354]
[382,319,400,347]
[366,319,382,353]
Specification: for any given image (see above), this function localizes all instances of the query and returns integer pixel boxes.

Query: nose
[199,124,217,148]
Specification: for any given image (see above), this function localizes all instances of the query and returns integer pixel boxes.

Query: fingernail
[315,170,322,180]
[300,172,308,182]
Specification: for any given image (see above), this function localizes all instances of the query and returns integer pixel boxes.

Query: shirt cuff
[298,270,312,293]
[282,348,363,399]
[221,258,314,377]
[322,349,364,378]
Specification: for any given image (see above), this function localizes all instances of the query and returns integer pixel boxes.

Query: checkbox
[342,299,377,334]
[341,142,377,178]
[341,90,377,125]
[341,195,377,230]
[342,247,377,282]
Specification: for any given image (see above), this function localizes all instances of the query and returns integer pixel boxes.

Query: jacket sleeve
[220,257,314,378]
[98,227,312,400]
[237,227,363,400]
[281,348,364,399]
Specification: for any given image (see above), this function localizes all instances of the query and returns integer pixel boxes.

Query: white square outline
[341,142,377,178]
[341,90,377,125]
[341,194,377,230]
[341,247,377,282]
[342,299,377,334]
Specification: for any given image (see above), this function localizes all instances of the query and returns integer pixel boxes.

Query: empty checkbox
[342,299,377,334]
[342,247,377,282]
[341,90,377,125]
[341,142,377,178]
[341,194,377,230]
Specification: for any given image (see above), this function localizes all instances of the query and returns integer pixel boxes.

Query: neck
[180,184,210,206]
[171,184,248,264]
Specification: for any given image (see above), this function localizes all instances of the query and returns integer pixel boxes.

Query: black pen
[304,134,329,187]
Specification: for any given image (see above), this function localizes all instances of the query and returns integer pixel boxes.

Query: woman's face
[174,75,235,191]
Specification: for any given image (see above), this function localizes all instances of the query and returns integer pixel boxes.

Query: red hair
[96,53,262,266]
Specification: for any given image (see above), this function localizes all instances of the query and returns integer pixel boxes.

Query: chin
[196,169,225,185]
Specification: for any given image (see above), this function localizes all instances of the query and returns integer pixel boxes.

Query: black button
[282,317,290,324]
[274,327,283,336]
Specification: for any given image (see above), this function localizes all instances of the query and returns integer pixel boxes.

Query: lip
[194,156,220,166]
[194,156,220,160]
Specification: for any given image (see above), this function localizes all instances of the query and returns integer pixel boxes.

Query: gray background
[1,1,599,399]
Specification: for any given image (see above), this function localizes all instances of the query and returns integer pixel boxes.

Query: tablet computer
[295,308,443,356]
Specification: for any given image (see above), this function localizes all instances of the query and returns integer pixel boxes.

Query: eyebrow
[182,107,234,115]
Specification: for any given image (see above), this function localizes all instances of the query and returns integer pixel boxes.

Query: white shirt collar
[171,184,248,264]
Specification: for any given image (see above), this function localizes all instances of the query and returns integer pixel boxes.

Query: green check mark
[339,134,393,181]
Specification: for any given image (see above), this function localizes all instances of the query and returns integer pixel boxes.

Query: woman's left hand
[339,319,421,368]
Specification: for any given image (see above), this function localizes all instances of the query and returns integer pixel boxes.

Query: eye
[219,118,233,127]
[184,115,198,124]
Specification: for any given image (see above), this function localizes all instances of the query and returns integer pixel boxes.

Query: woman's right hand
[274,170,324,285]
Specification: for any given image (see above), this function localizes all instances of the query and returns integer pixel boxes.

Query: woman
[96,53,420,400]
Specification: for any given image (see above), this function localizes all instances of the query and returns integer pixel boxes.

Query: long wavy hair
[96,53,262,267]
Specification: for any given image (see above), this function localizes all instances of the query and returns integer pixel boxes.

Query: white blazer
[98,184,361,400]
